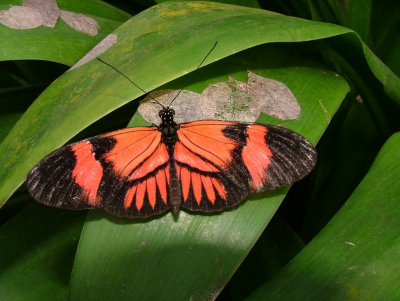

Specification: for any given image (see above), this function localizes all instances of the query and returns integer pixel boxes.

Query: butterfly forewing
[27,141,106,210]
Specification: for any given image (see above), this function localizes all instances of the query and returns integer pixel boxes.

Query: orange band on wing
[155,169,168,205]
[165,165,170,184]
[101,127,162,178]
[211,178,227,200]
[191,172,202,205]
[71,142,102,205]
[174,142,219,172]
[135,181,146,211]
[178,121,238,169]
[180,167,191,202]
[128,144,169,181]
[147,177,157,209]
[201,176,216,204]
[124,167,169,211]
[242,125,273,190]
[124,186,137,209]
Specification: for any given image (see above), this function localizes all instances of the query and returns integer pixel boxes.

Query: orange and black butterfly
[26,45,317,218]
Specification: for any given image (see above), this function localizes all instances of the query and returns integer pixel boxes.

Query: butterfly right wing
[27,126,172,218]
[175,121,250,212]
[175,120,317,212]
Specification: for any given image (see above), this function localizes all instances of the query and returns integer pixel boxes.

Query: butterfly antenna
[168,41,218,108]
[96,58,166,109]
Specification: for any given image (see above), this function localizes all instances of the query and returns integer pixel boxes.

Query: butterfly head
[159,107,176,124]
[158,107,179,140]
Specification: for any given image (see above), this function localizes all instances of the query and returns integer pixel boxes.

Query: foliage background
[0,0,399,300]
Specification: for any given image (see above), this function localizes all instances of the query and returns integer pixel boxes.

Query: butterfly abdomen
[168,157,182,214]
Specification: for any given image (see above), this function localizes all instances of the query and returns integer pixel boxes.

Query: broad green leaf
[0,203,86,300]
[229,216,305,300]
[0,187,31,226]
[0,0,130,64]
[347,0,372,42]
[300,96,381,241]
[370,2,400,78]
[68,45,347,300]
[248,132,400,300]
[155,0,262,9]
[0,86,47,142]
[309,0,339,24]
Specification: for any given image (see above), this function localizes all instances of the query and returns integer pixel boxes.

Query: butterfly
[26,44,317,218]
[26,106,317,218]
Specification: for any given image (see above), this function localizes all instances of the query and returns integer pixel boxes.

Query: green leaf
[300,96,381,241]
[0,0,129,64]
[155,0,262,9]
[66,26,348,301]
[248,132,400,300]
[228,216,305,300]
[370,2,400,77]
[347,0,372,42]
[0,203,86,300]
[0,86,47,142]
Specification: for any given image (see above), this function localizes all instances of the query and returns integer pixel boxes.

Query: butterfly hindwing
[27,126,172,218]
[100,142,172,218]
[94,127,172,217]
[175,121,317,212]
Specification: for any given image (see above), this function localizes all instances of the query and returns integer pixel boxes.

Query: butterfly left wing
[175,121,317,212]
[27,126,172,218]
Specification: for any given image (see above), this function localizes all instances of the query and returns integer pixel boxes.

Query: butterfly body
[27,107,317,218]
[157,108,182,214]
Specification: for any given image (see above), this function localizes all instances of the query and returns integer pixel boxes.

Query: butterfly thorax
[158,108,179,146]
